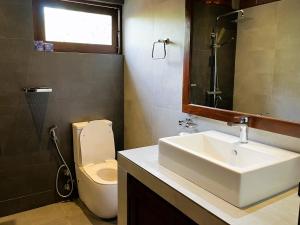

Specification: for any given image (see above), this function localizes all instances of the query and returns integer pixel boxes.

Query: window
[32,0,121,54]
[44,7,113,45]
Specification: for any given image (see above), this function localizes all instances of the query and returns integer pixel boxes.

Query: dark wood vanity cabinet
[127,175,198,225]
[240,0,280,8]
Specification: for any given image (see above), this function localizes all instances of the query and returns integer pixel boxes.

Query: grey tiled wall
[0,0,124,216]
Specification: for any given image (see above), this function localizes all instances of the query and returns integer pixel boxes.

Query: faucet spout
[239,125,248,144]
[227,116,249,144]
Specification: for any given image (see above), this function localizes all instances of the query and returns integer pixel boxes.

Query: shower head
[216,28,226,44]
[216,9,244,23]
[231,15,252,24]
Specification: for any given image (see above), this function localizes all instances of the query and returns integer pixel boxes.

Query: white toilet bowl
[72,120,118,219]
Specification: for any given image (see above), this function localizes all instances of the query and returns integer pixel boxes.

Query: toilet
[72,120,117,219]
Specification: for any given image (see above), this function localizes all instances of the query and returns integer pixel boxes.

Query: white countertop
[119,145,299,225]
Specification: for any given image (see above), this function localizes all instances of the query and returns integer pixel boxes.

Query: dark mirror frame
[182,0,300,138]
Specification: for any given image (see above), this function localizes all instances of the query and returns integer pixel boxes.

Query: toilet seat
[82,159,117,185]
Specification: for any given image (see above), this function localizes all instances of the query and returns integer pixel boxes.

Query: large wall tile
[234,0,300,122]
[0,0,124,217]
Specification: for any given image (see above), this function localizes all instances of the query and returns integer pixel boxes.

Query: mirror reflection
[189,0,300,123]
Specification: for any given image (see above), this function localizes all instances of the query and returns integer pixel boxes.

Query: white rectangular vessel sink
[159,131,300,208]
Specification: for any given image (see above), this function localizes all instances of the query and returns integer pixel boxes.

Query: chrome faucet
[179,118,197,128]
[227,116,249,144]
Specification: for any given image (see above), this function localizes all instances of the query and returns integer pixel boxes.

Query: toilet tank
[72,120,115,167]
[72,122,89,166]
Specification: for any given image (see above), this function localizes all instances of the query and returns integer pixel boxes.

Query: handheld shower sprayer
[49,125,74,198]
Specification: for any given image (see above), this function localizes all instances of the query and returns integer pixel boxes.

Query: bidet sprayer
[49,125,58,141]
[49,124,74,198]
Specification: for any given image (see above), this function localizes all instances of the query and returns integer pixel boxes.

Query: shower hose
[49,126,74,198]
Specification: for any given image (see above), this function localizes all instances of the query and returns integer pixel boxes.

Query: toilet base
[75,167,118,219]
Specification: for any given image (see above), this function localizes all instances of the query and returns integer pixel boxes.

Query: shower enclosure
[210,9,244,107]
[189,1,239,110]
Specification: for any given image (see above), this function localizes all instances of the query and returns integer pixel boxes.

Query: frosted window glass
[44,7,112,45]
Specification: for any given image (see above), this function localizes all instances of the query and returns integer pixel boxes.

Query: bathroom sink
[158,131,300,208]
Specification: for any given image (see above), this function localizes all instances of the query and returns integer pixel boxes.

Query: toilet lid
[80,120,115,166]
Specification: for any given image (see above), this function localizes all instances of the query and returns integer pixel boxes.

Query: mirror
[183,0,300,137]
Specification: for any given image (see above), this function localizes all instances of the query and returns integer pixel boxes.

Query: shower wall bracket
[23,87,53,93]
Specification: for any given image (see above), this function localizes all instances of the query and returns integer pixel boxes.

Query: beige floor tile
[0,201,116,225]
[67,213,92,225]
[21,204,65,224]
[0,212,32,225]
[35,217,70,225]
[60,201,85,217]
[0,216,29,225]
